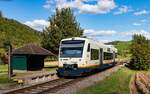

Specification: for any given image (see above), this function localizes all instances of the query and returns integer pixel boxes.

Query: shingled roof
[12,44,54,55]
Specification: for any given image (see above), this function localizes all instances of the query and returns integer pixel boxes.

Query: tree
[129,34,150,70]
[0,11,2,17]
[41,8,83,55]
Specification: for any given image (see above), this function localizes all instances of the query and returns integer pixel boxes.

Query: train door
[87,43,90,64]
[113,51,115,63]
[99,48,103,65]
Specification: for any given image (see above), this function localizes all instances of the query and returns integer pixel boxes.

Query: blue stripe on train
[57,63,114,76]
[57,68,92,76]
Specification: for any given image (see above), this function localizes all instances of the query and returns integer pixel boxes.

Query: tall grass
[77,67,136,94]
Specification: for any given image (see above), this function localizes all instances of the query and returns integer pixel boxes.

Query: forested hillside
[0,17,41,48]
[0,17,41,63]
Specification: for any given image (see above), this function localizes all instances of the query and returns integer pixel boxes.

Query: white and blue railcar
[57,37,117,76]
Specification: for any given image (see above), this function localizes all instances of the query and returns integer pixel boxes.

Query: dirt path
[130,72,150,94]
[130,74,140,94]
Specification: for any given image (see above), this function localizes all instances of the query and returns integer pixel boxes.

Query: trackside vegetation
[0,64,7,73]
[0,65,15,88]
[76,67,136,94]
[128,34,150,70]
[0,74,14,84]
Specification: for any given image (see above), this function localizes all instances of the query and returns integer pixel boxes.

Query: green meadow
[77,67,136,94]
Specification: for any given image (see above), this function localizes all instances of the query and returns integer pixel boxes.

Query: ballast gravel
[47,65,123,94]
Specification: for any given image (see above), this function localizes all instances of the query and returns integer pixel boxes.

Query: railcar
[57,37,117,76]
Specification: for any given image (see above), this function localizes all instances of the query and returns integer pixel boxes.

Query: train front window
[60,40,84,57]
[60,47,83,57]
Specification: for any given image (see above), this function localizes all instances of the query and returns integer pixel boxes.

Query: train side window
[104,52,113,60]
[87,43,90,52]
[115,53,117,58]
[91,49,99,60]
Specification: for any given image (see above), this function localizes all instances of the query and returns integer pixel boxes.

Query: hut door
[12,56,27,70]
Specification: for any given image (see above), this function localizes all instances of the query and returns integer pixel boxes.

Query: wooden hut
[12,44,54,71]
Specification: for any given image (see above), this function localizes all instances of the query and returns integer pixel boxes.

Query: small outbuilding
[12,44,54,71]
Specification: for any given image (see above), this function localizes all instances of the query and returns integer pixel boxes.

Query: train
[57,37,117,76]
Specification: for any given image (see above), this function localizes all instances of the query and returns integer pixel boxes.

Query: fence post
[8,44,13,79]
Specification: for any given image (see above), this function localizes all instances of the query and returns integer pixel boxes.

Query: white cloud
[43,0,55,9]
[114,5,131,15]
[79,0,116,14]
[121,30,150,39]
[84,29,116,36]
[24,19,50,31]
[134,10,149,16]
[84,29,150,42]
[140,19,148,23]
[132,19,149,26]
[44,0,117,14]
[132,23,141,26]
[84,29,117,43]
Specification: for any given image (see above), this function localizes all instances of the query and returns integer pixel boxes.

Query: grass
[77,67,136,94]
[0,64,8,73]
[44,61,58,71]
[44,67,57,71]
[0,65,14,85]
[0,63,57,85]
[44,64,58,68]
[0,74,17,90]
[0,74,14,84]
[114,41,131,58]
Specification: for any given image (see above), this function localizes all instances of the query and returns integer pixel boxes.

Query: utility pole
[8,44,12,79]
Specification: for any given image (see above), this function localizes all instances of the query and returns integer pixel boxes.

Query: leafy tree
[129,34,150,70]
[41,8,83,55]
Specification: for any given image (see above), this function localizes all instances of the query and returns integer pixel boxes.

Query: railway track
[2,63,124,94]
[3,78,84,94]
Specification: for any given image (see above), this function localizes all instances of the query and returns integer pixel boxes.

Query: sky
[0,0,150,42]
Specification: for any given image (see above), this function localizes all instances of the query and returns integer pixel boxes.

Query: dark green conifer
[0,11,2,17]
[129,34,150,70]
[41,8,83,55]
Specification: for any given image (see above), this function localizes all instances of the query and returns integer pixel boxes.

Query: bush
[128,35,150,70]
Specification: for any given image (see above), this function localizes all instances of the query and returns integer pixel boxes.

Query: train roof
[61,37,88,41]
[104,45,118,53]
[61,37,117,53]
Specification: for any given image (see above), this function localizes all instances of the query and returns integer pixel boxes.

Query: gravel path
[47,65,123,94]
